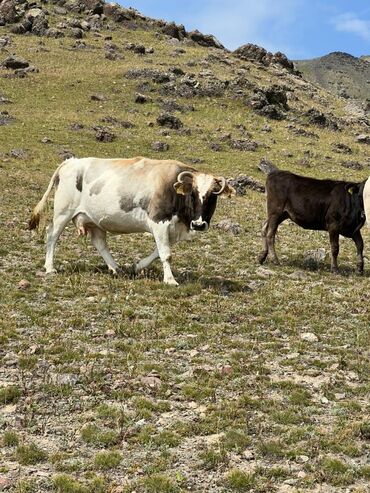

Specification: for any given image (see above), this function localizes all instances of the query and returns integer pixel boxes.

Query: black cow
[258,169,366,273]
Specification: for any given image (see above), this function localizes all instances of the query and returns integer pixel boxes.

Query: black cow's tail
[258,158,278,175]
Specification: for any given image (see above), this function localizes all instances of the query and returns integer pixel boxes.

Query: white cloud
[184,0,302,53]
[332,13,370,41]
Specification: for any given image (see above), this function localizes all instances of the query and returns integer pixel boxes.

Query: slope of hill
[1,1,370,492]
[295,52,370,102]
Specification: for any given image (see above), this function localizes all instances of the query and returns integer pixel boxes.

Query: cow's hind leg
[329,230,340,273]
[151,223,178,285]
[135,248,159,273]
[259,213,287,264]
[352,231,364,274]
[258,220,269,264]
[90,227,119,274]
[45,212,75,274]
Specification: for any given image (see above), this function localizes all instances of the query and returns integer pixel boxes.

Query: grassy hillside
[0,3,370,492]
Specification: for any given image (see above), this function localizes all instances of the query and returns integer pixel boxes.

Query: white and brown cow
[29,157,233,285]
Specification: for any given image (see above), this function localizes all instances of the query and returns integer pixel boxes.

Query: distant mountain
[294,52,370,101]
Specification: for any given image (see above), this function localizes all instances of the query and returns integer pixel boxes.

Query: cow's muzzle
[190,220,208,232]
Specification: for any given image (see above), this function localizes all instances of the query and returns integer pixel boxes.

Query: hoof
[45,268,57,275]
[164,278,179,286]
[270,258,280,265]
[258,253,267,265]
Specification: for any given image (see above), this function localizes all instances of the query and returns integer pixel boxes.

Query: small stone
[35,270,46,278]
[220,365,233,376]
[286,352,300,360]
[321,396,329,404]
[41,137,52,144]
[300,332,318,342]
[243,449,255,460]
[0,476,11,490]
[151,141,169,152]
[134,93,150,104]
[303,248,326,266]
[189,349,199,358]
[256,266,275,278]
[18,279,30,290]
[105,329,115,336]
[141,375,161,389]
[335,392,345,400]
[91,94,107,101]
[356,134,370,144]
[215,219,242,235]
[298,455,309,463]
[297,471,306,479]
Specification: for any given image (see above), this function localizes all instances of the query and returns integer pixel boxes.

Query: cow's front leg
[151,223,178,285]
[329,230,339,273]
[352,231,364,274]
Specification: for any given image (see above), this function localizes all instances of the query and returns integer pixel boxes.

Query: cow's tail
[28,161,66,230]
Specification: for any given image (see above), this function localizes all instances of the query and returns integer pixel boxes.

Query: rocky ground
[0,1,370,492]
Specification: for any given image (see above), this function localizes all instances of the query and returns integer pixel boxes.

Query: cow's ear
[174,181,193,195]
[216,181,236,198]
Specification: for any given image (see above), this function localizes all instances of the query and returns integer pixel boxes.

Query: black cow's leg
[329,230,340,273]
[352,231,364,274]
[264,213,287,264]
[258,220,269,264]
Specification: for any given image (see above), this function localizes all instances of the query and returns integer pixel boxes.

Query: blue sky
[122,1,370,59]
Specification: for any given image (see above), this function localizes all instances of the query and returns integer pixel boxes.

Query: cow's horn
[213,176,226,195]
[177,171,194,183]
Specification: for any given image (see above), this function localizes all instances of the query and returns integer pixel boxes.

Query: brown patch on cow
[76,173,83,192]
[119,195,150,212]
[148,165,199,225]
[89,180,104,196]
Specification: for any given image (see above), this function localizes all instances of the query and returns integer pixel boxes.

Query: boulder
[188,30,224,49]
[46,27,65,38]
[1,55,29,69]
[233,43,295,72]
[305,108,338,130]
[248,85,288,120]
[162,21,186,40]
[0,0,26,24]
[156,113,183,129]
[228,175,265,194]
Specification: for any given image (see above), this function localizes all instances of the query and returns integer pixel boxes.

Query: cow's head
[174,170,234,231]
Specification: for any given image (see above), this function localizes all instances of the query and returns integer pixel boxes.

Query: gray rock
[356,134,370,144]
[300,332,318,342]
[228,175,265,194]
[46,28,65,38]
[2,55,29,69]
[303,248,326,268]
[215,219,242,235]
[151,141,169,151]
[94,126,115,142]
[156,113,183,129]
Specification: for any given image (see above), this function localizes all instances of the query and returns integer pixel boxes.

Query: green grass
[16,442,48,465]
[0,6,369,492]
